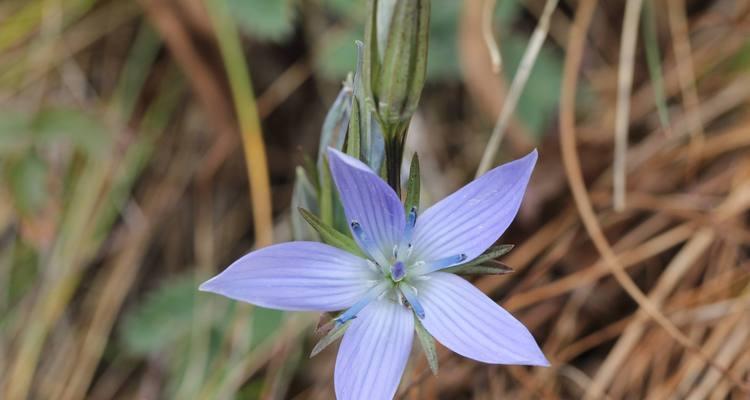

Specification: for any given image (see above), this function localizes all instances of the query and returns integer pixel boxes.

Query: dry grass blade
[475,0,559,177]
[559,0,750,394]
[613,0,643,212]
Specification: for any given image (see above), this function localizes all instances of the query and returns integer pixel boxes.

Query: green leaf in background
[291,167,320,241]
[7,153,47,215]
[228,0,295,42]
[0,110,32,155]
[31,108,109,157]
[501,35,563,138]
[250,306,285,345]
[121,275,199,355]
[316,29,362,80]
[317,0,522,81]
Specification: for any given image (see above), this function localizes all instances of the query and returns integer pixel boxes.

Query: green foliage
[0,107,109,216]
[31,108,108,156]
[121,275,200,355]
[501,35,563,138]
[404,153,420,213]
[414,317,438,375]
[6,153,47,215]
[298,208,363,256]
[228,0,296,42]
[120,274,286,358]
[316,29,363,79]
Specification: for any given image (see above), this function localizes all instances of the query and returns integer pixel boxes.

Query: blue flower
[200,148,548,400]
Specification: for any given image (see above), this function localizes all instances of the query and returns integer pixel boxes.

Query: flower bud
[363,0,430,138]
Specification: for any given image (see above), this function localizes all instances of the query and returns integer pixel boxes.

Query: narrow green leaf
[444,260,514,276]
[310,320,351,358]
[319,156,334,226]
[414,317,438,375]
[463,244,513,267]
[291,167,320,241]
[227,0,295,42]
[642,1,670,131]
[298,208,363,256]
[346,98,361,158]
[8,153,47,215]
[404,153,420,213]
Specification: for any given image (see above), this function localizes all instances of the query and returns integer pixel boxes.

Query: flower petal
[327,148,405,260]
[411,150,537,263]
[199,242,376,312]
[335,299,414,400]
[418,272,548,366]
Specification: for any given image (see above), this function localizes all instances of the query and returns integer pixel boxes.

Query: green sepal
[460,244,513,267]
[414,316,438,375]
[310,320,352,358]
[404,153,420,213]
[319,156,334,225]
[346,98,362,158]
[298,207,363,257]
[445,260,514,276]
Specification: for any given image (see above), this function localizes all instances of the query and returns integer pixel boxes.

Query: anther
[399,284,425,319]
[350,220,391,268]
[413,253,468,275]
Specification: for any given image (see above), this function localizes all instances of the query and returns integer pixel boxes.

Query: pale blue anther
[396,206,418,260]
[399,284,425,319]
[414,253,468,275]
[335,282,388,325]
[390,261,406,281]
[350,220,390,267]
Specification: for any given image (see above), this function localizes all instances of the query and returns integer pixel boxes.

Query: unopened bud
[363,0,430,138]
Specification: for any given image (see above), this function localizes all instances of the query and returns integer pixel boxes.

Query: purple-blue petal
[410,150,537,263]
[327,148,405,261]
[199,242,376,312]
[334,299,414,400]
[417,272,548,366]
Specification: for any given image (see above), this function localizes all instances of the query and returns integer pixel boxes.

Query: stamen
[350,220,391,267]
[335,282,389,325]
[397,206,418,260]
[412,253,467,275]
[391,261,406,281]
[399,284,425,319]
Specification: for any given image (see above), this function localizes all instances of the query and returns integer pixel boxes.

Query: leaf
[310,320,351,358]
[414,317,438,375]
[298,208,363,257]
[7,153,47,215]
[227,0,295,42]
[0,110,32,154]
[642,1,670,131]
[250,307,285,345]
[445,244,514,272]
[31,108,109,156]
[120,275,199,355]
[345,98,361,158]
[445,260,514,276]
[316,29,362,79]
[404,153,420,213]
[501,34,564,138]
[317,85,352,177]
[291,167,320,241]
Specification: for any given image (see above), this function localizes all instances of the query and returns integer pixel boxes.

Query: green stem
[207,0,273,248]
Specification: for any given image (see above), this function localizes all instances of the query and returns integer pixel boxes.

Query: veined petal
[335,299,414,400]
[327,148,404,262]
[418,273,548,366]
[199,242,376,312]
[411,150,537,262]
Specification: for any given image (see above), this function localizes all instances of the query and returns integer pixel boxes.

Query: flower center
[390,261,406,282]
[341,211,467,322]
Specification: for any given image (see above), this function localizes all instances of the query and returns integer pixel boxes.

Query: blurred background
[1,0,749,398]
